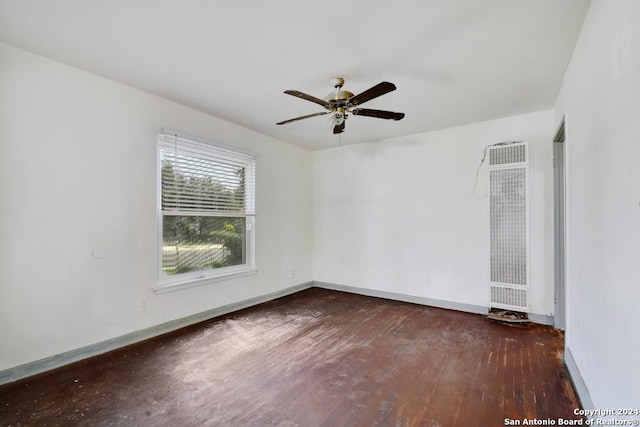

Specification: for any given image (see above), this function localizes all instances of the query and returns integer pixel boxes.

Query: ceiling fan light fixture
[277,77,404,134]
[331,109,345,125]
[324,110,345,128]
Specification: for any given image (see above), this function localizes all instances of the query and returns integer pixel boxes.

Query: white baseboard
[528,312,555,326]
[0,281,557,386]
[313,281,555,326]
[564,346,595,411]
[314,281,489,315]
[0,282,313,385]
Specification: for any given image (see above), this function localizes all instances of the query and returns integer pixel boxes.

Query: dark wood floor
[1,288,583,426]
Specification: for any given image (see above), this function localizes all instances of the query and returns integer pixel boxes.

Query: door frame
[553,116,566,330]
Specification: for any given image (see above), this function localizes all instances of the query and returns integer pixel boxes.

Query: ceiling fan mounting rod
[331,76,345,89]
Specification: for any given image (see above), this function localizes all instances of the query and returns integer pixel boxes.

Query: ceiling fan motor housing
[323,89,354,107]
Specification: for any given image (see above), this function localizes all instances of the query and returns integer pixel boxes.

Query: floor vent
[488,142,530,312]
[488,307,529,324]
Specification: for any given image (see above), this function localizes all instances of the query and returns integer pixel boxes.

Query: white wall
[0,42,313,371]
[554,0,640,408]
[313,111,556,317]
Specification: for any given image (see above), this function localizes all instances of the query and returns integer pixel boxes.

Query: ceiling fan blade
[333,121,345,134]
[284,90,331,109]
[348,81,397,106]
[276,111,330,125]
[351,108,405,121]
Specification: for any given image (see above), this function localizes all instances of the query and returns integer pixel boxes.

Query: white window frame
[154,129,256,293]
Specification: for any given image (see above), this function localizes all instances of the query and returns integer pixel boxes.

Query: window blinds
[159,133,255,215]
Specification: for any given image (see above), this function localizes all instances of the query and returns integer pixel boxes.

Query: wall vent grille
[490,285,528,309]
[488,142,530,312]
[490,168,527,285]
[489,143,526,165]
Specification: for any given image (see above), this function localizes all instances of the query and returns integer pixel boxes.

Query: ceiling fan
[276,76,405,134]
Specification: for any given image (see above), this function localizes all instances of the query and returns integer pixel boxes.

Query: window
[156,130,256,292]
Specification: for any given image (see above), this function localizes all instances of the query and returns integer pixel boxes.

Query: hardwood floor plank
[0,288,583,426]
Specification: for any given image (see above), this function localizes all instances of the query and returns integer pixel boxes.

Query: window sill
[153,267,257,294]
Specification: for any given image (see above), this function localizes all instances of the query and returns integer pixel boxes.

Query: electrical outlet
[141,300,147,311]
[425,277,432,287]
[289,270,296,279]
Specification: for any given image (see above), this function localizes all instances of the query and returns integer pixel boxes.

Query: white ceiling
[0,0,590,150]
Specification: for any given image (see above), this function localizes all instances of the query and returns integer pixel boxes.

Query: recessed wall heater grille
[488,142,529,312]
